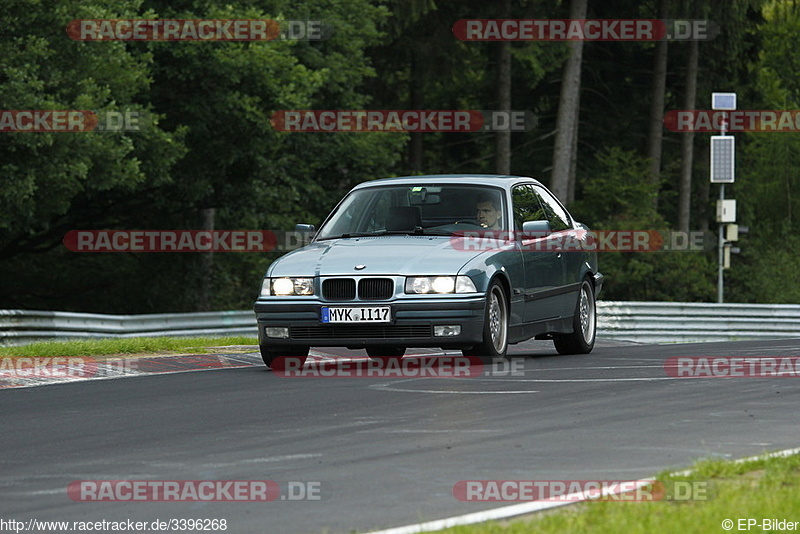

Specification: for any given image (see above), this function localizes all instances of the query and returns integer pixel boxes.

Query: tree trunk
[698,144,710,234]
[550,0,588,201]
[647,0,670,208]
[567,115,579,204]
[198,207,215,311]
[409,52,424,172]
[678,34,699,232]
[495,0,512,175]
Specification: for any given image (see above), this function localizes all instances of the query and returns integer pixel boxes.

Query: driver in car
[476,195,503,230]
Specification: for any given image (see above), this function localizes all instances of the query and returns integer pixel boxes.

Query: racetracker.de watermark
[270,110,536,132]
[67,480,331,501]
[664,110,800,132]
[64,229,711,253]
[270,356,526,378]
[449,230,709,252]
[66,19,332,41]
[453,480,710,502]
[453,19,718,41]
[664,356,800,378]
[0,357,136,379]
[63,230,313,252]
[0,110,146,132]
[272,356,491,378]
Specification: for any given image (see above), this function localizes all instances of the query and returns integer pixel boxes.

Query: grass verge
[0,336,258,359]
[442,451,800,533]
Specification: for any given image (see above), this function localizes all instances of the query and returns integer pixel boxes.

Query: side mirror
[295,224,316,246]
[521,220,550,239]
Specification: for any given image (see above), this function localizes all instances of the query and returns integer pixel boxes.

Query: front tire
[553,278,596,355]
[259,345,309,369]
[462,280,509,359]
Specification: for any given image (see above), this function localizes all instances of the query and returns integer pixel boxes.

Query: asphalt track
[2,338,800,534]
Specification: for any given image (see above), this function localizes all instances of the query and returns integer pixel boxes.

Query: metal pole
[717,183,725,303]
[716,116,729,304]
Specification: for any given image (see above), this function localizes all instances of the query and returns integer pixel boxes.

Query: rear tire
[462,280,508,360]
[259,345,309,369]
[553,278,596,355]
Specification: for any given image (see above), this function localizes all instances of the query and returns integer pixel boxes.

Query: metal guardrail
[597,301,800,344]
[1,302,799,346]
[0,309,257,346]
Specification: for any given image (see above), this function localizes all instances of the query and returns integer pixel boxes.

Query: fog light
[265,327,289,339]
[434,325,461,337]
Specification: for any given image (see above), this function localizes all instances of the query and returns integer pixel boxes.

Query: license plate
[321,306,391,323]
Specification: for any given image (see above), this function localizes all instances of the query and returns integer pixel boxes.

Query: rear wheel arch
[553,275,596,355]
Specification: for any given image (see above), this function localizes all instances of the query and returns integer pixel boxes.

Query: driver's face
[476,201,501,229]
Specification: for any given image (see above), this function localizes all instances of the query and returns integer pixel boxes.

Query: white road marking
[192,453,324,469]
[364,480,653,534]
[489,377,690,382]
[363,447,800,534]
[356,429,497,434]
[524,364,667,370]
[15,488,64,496]
[668,446,800,477]
[369,380,539,394]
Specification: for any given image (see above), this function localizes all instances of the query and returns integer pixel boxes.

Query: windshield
[316,184,507,240]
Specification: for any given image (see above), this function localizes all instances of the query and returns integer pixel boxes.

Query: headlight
[405,276,477,294]
[268,277,314,296]
[431,276,455,293]
[293,278,314,295]
[408,277,431,294]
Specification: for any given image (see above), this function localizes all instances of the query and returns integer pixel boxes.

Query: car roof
[351,174,544,190]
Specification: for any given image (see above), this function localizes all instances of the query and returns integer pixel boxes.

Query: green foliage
[440,452,800,534]
[575,147,659,225]
[599,252,716,302]
[0,0,795,311]
[725,215,800,304]
[572,147,715,302]
[723,2,800,302]
[0,0,405,312]
[0,0,185,237]
[0,336,257,357]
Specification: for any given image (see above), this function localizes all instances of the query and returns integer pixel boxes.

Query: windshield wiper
[320,227,455,240]
[317,232,388,240]
[378,227,426,236]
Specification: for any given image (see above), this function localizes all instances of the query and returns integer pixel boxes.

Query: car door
[512,184,567,323]
[532,184,581,318]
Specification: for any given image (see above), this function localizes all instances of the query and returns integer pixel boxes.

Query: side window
[533,186,571,232]
[512,185,546,230]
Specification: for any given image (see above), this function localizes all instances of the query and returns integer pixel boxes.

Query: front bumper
[254,296,486,348]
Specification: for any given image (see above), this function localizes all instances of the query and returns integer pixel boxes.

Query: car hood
[268,235,484,277]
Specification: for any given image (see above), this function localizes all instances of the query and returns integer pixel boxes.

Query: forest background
[1,0,798,313]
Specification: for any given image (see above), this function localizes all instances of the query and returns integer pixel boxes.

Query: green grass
[441,451,800,533]
[0,336,258,358]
